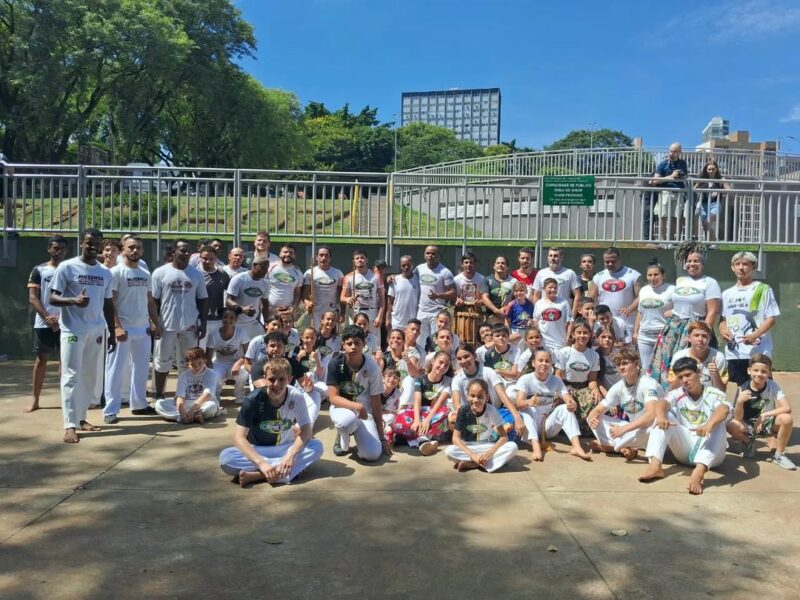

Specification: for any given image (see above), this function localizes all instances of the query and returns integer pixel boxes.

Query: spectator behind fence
[694,160,732,242]
[650,143,689,241]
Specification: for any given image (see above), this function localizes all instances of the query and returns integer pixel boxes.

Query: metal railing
[3,161,800,261]
[399,146,800,182]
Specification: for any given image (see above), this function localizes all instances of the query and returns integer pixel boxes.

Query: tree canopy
[545,128,634,151]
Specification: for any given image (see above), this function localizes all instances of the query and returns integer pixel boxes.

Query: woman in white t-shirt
[648,244,721,389]
[633,262,675,370]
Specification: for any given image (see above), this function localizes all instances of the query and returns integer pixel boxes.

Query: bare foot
[531,447,543,462]
[238,470,265,488]
[24,401,40,413]
[457,460,479,472]
[686,475,704,495]
[570,446,593,461]
[79,420,100,432]
[194,412,204,425]
[621,448,639,461]
[63,428,79,443]
[638,463,665,482]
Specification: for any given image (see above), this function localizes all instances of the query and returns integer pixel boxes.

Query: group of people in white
[26,230,794,493]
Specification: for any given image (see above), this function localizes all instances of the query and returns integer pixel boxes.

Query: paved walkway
[1,362,798,599]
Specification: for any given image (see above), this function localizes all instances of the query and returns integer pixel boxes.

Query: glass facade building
[401,88,501,147]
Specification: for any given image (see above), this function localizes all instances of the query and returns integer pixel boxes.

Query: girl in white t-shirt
[633,262,675,370]
[515,349,592,461]
[595,325,622,395]
[555,320,602,436]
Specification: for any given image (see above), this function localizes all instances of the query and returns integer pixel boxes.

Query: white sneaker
[772,453,797,471]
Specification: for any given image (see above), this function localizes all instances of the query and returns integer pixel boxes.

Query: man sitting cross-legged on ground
[639,356,730,494]
[586,349,659,461]
[219,358,323,487]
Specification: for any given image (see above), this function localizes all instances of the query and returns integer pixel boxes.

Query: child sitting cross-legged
[446,379,519,473]
[155,347,220,424]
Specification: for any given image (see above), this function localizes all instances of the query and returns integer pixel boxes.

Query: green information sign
[542,175,595,206]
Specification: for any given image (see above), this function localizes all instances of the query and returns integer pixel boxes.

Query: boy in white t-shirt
[155,347,220,423]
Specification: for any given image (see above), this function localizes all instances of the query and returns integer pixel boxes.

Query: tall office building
[401,88,501,147]
[701,116,730,143]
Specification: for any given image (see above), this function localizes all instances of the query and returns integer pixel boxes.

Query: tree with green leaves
[545,128,634,150]
[395,122,484,171]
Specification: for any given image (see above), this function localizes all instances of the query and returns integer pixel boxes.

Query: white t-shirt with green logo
[268,263,303,308]
[664,385,730,429]
[226,271,269,325]
[415,262,455,316]
[304,266,344,313]
[555,345,600,383]
[637,283,675,340]
[671,275,721,320]
[601,374,659,420]
[344,269,383,310]
[721,282,780,359]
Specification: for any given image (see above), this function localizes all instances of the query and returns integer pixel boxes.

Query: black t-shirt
[236,387,301,446]
[203,268,230,320]
[453,404,501,443]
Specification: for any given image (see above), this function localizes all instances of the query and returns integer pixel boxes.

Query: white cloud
[655,0,800,45]
[709,0,800,42]
[780,103,800,123]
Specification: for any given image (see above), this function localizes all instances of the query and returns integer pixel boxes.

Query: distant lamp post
[393,113,399,172]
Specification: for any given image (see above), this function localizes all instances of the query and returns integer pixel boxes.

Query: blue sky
[236,0,800,151]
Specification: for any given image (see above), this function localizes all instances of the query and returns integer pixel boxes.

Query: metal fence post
[2,162,10,259]
[385,174,393,261]
[461,174,468,255]
[311,173,318,258]
[535,177,544,268]
[233,169,242,247]
[76,165,86,243]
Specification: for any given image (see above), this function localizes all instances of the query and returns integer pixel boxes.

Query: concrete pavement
[1,362,799,599]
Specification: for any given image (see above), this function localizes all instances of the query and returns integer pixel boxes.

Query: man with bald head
[650,142,689,241]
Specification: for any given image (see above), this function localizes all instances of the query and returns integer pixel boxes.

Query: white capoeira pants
[60,326,107,430]
[592,414,651,452]
[519,404,581,443]
[301,387,321,426]
[198,319,223,350]
[155,397,219,421]
[154,328,198,374]
[211,361,249,402]
[330,405,383,461]
[397,375,416,410]
[104,327,151,416]
[445,441,519,472]
[417,312,439,352]
[218,439,324,483]
[645,421,727,468]
[637,336,657,374]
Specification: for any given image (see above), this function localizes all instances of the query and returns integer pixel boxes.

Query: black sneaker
[132,406,158,416]
[333,435,348,457]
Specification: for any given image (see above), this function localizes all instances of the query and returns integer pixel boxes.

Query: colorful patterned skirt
[393,406,451,442]
[646,315,693,390]
[564,380,595,437]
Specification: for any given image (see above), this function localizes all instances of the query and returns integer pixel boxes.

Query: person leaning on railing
[693,160,731,242]
[649,143,689,241]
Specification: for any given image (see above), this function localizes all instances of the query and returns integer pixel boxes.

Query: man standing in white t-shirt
[302,245,345,328]
[386,255,420,331]
[49,228,116,443]
[415,245,456,349]
[151,240,208,400]
[267,243,303,318]
[223,246,247,279]
[104,236,162,424]
[226,256,270,340]
[341,249,384,350]
[532,247,582,315]
[453,252,487,306]
[719,251,780,386]
[589,247,642,336]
